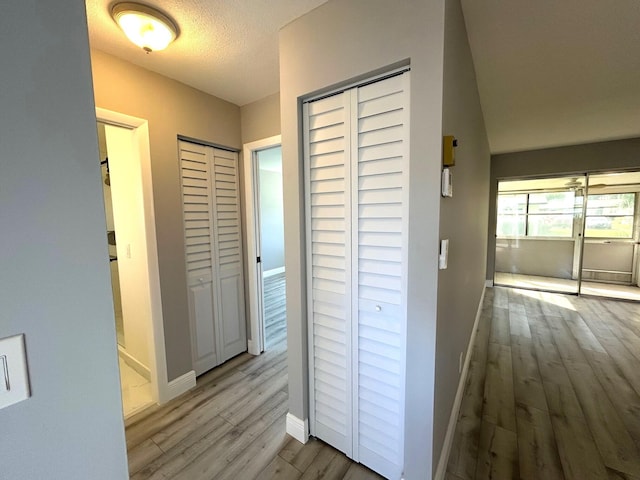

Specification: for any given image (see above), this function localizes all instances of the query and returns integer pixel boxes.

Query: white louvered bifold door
[179,141,219,376]
[354,73,408,479]
[305,71,409,480]
[180,141,247,376]
[304,91,353,456]
[211,148,247,362]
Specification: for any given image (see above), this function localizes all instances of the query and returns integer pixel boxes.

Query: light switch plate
[0,334,30,410]
[439,239,449,270]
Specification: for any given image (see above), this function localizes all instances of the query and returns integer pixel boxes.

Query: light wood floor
[264,272,287,349]
[446,286,640,480]
[124,337,382,480]
[495,272,640,301]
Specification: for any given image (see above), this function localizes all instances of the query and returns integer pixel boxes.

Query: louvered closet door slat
[211,148,247,362]
[305,91,353,456]
[354,73,408,479]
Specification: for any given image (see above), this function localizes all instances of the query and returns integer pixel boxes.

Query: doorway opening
[95,108,169,418]
[98,122,153,417]
[494,171,640,301]
[243,136,286,354]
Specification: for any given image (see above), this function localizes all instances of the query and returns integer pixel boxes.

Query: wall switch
[1,355,9,392]
[441,168,453,197]
[0,334,30,410]
[439,239,449,270]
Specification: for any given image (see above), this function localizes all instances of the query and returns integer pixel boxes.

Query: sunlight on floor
[495,272,640,302]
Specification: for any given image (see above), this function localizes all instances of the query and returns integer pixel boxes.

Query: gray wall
[487,137,640,280]
[583,242,634,273]
[91,50,241,381]
[240,93,281,144]
[280,0,446,476]
[495,239,574,278]
[259,168,285,272]
[0,1,128,478]
[435,0,491,470]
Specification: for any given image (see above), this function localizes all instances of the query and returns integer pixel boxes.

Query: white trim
[117,345,150,380]
[247,339,260,356]
[263,266,285,278]
[485,279,494,287]
[165,370,196,400]
[434,284,486,480]
[348,86,358,461]
[303,102,317,438]
[286,412,309,444]
[242,135,282,356]
[95,108,170,405]
[303,65,410,104]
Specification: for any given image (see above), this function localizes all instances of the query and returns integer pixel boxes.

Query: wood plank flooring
[264,272,287,349]
[125,336,382,480]
[446,286,640,480]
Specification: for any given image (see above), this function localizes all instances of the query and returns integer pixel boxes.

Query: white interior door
[353,73,408,478]
[211,148,247,362]
[179,141,219,376]
[305,90,353,455]
[305,71,409,480]
[179,141,247,375]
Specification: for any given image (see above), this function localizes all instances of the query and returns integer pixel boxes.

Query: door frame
[96,107,171,404]
[242,134,281,355]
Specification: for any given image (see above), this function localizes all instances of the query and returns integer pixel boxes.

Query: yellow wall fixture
[111,3,179,53]
[443,135,457,167]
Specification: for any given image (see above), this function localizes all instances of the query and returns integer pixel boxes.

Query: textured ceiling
[86,1,640,153]
[85,0,328,106]
[461,0,640,154]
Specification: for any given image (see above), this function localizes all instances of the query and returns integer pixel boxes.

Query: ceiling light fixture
[111,2,179,53]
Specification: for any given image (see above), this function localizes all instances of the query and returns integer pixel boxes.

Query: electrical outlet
[459,352,464,374]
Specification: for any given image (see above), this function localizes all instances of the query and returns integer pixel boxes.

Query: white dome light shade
[112,3,178,52]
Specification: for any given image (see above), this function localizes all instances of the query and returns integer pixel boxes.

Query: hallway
[446,287,640,480]
[124,337,382,480]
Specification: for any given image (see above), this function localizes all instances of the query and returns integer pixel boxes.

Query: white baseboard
[485,279,494,287]
[248,339,261,356]
[286,412,309,444]
[118,345,150,380]
[159,370,196,404]
[264,266,285,278]
[434,283,486,480]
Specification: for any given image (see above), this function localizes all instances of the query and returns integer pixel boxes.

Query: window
[497,191,576,238]
[527,192,575,237]
[496,193,526,236]
[585,193,635,238]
